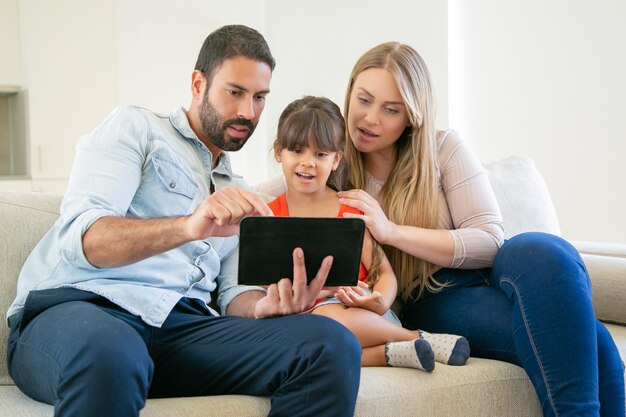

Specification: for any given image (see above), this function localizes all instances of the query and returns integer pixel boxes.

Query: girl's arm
[335,230,396,315]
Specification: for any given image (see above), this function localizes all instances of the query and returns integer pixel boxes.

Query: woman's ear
[332,152,343,171]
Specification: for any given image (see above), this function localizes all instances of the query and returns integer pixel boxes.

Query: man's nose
[237,98,255,120]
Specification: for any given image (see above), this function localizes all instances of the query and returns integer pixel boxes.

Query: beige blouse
[363,129,504,270]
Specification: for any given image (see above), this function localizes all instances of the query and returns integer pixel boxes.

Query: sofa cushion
[0,359,543,417]
[482,155,561,238]
[0,192,62,385]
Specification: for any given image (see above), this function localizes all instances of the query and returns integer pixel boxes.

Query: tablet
[238,216,365,286]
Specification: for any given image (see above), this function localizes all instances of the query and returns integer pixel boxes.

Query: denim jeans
[401,232,625,417]
[7,288,361,417]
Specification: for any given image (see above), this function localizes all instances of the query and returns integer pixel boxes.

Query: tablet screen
[237,216,365,286]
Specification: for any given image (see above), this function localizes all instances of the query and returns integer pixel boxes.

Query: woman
[337,42,624,417]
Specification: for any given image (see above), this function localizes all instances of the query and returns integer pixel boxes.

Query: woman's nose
[364,108,380,125]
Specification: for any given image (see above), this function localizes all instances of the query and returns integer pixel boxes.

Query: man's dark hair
[195,25,275,84]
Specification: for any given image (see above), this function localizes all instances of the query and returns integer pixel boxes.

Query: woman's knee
[494,232,589,289]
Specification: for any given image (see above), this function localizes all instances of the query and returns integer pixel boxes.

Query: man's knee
[11,301,153,409]
[298,314,361,380]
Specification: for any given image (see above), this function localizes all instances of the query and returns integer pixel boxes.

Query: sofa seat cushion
[0,359,541,417]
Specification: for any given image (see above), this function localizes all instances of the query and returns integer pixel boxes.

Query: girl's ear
[332,152,343,171]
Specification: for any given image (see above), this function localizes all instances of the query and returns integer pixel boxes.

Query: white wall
[0,0,21,86]
[4,0,623,243]
[18,0,118,183]
[449,0,626,243]
[112,0,447,183]
[7,0,446,189]
[262,0,448,179]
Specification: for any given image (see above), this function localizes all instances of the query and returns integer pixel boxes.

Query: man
[6,25,361,417]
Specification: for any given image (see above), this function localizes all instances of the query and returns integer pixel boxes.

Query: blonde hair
[343,42,444,301]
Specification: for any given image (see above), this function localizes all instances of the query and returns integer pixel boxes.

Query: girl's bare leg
[312,304,468,368]
[362,345,386,367]
[311,304,419,347]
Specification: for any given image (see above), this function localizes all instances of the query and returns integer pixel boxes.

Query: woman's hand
[335,282,388,316]
[338,189,395,245]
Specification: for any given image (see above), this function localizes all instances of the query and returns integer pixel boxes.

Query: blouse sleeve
[438,130,504,268]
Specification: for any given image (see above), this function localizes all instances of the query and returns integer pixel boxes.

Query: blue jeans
[401,232,625,417]
[7,288,361,417]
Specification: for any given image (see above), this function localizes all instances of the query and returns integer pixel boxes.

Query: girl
[269,95,470,371]
[338,42,624,416]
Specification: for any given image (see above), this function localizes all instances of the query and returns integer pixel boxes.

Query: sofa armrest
[571,240,626,325]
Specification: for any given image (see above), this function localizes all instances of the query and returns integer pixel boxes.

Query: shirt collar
[169,106,242,179]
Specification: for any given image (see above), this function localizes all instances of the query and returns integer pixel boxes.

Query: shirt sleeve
[56,106,148,270]
[215,247,266,315]
[438,131,504,268]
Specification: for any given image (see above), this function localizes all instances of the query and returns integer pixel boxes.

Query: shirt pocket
[133,154,199,217]
[152,155,197,199]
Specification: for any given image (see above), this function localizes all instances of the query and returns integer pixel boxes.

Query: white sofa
[1,156,625,416]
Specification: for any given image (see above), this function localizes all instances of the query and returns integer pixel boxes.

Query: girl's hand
[335,282,388,316]
[338,189,394,245]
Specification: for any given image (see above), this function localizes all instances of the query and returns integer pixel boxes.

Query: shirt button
[169,182,176,188]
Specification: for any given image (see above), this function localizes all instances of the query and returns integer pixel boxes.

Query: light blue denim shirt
[7,105,263,327]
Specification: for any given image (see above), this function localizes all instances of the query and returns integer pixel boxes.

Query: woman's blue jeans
[401,232,625,417]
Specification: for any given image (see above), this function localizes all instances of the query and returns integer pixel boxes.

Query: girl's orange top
[268,193,368,282]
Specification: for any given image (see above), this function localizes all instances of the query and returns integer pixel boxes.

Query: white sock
[384,339,435,372]
[419,330,470,366]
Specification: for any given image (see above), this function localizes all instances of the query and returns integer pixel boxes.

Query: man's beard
[198,93,256,152]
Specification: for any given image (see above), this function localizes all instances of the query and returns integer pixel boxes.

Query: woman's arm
[339,190,456,268]
[339,130,503,269]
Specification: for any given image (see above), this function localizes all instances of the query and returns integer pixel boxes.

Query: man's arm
[83,216,191,268]
[83,187,272,268]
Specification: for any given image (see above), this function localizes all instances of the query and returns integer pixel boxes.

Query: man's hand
[83,187,271,269]
[185,187,273,240]
[253,248,333,318]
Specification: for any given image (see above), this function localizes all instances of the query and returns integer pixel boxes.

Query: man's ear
[332,152,343,170]
[191,70,206,100]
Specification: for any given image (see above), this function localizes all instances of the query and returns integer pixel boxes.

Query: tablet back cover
[238,217,365,286]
